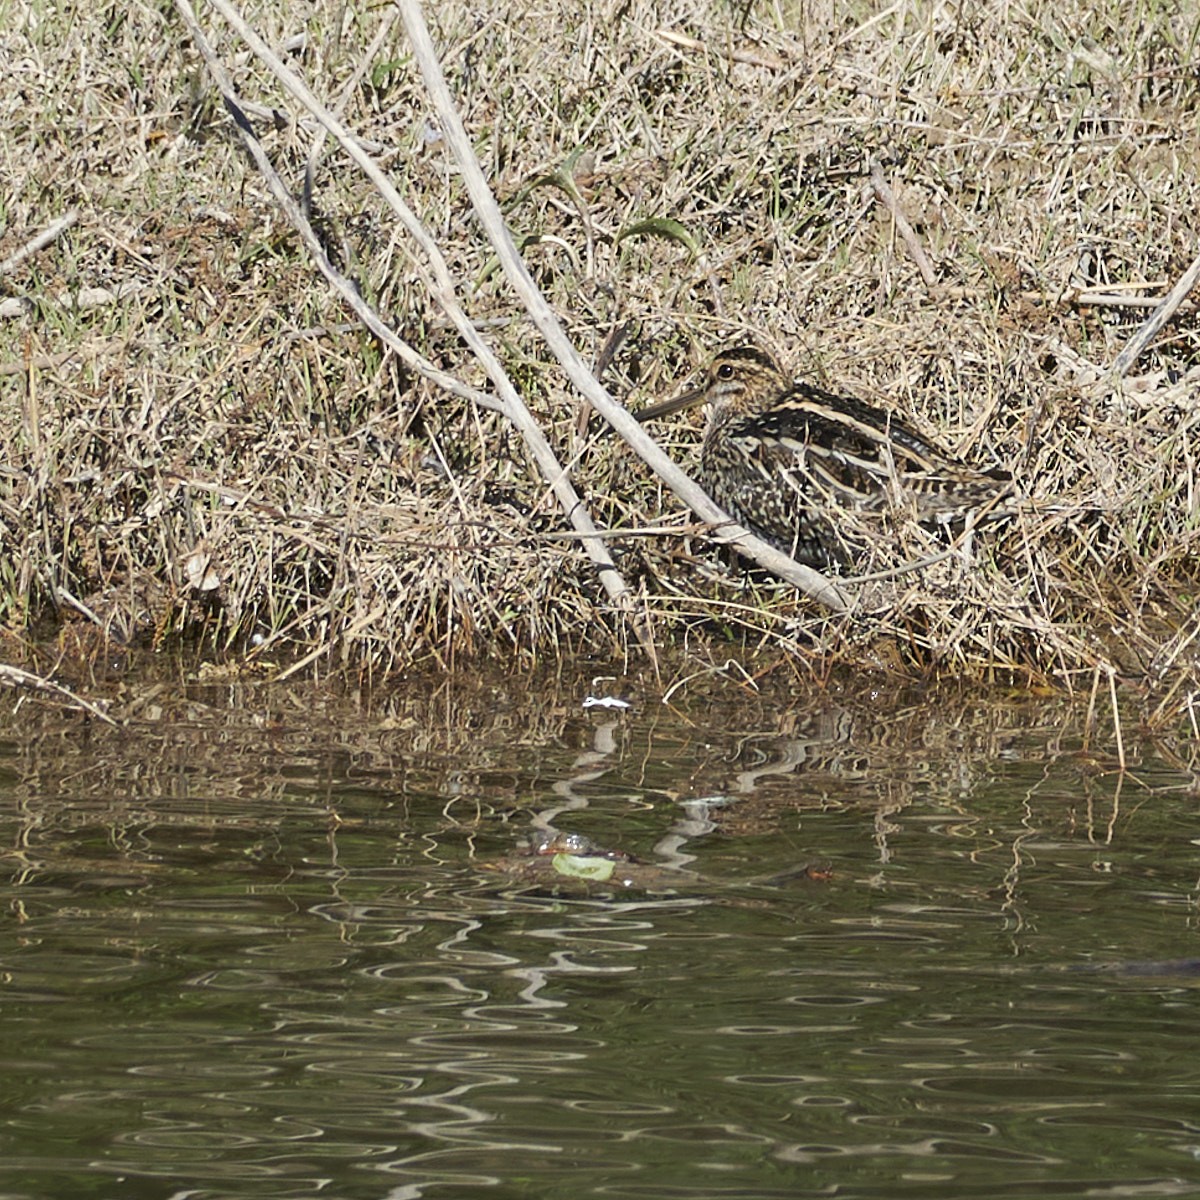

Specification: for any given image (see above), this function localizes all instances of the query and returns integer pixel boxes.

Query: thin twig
[1071,292,1174,308]
[655,27,787,71]
[398,1,847,614]
[303,5,400,211]
[870,162,938,293]
[0,209,79,276]
[0,339,128,377]
[661,658,760,705]
[871,161,1197,378]
[1109,245,1200,379]
[938,283,1187,310]
[273,604,389,683]
[233,98,385,152]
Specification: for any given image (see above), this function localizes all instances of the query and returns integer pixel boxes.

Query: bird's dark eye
[717,363,735,380]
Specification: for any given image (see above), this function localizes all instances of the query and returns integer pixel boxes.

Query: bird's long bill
[635,384,707,423]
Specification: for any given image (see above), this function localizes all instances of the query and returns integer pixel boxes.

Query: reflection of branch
[536,719,621,833]
[0,664,119,726]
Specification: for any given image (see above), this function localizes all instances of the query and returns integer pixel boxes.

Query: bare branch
[654,27,788,71]
[0,209,79,277]
[1110,246,1200,380]
[173,0,495,412]
[398,1,848,614]
[0,663,119,726]
[178,0,654,646]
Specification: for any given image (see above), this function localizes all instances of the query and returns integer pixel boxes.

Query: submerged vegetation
[1,0,1199,706]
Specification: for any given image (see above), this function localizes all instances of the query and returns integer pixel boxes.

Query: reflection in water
[1,672,1199,1198]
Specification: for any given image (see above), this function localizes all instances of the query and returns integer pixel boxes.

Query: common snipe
[638,345,1011,571]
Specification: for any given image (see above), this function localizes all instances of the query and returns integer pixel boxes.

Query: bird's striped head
[638,344,788,424]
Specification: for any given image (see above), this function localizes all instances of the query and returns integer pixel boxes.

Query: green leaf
[508,146,589,210]
[616,217,700,257]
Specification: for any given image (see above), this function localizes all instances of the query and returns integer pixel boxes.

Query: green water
[1,670,1199,1198]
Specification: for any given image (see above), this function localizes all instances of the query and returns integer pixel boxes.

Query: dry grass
[1,0,1199,702]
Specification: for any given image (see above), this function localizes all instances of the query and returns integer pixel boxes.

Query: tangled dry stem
[1,0,1199,703]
